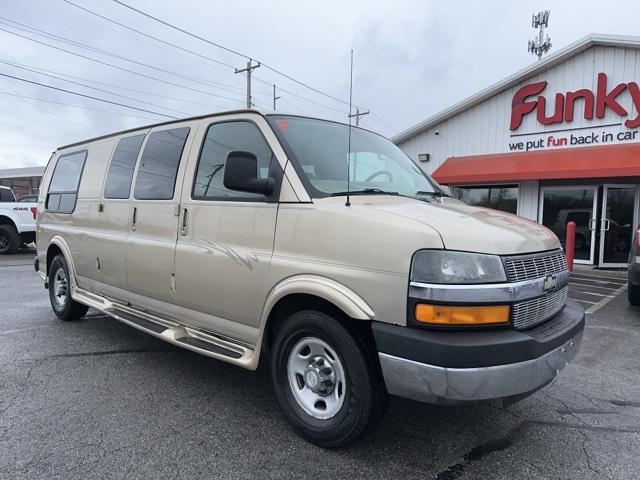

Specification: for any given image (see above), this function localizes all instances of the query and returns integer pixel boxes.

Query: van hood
[333,195,560,255]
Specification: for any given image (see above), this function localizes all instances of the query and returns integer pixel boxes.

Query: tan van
[35,110,584,447]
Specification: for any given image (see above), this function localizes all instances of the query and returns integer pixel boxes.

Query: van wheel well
[263,294,373,356]
[46,244,63,274]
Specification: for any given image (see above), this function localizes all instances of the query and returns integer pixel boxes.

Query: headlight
[411,250,506,284]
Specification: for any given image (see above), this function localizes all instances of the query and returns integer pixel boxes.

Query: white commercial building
[394,34,640,267]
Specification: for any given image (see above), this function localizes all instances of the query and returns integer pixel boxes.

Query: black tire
[628,282,640,306]
[270,310,388,448]
[48,254,89,321]
[0,224,20,254]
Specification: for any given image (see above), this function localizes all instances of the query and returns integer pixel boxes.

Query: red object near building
[565,221,576,272]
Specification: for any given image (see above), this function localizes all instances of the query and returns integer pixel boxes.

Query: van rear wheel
[269,310,388,448]
[48,254,88,321]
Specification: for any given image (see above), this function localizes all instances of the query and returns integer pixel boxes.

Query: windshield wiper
[415,190,448,197]
[331,188,399,197]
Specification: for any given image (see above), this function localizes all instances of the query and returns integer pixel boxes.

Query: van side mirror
[223,151,274,196]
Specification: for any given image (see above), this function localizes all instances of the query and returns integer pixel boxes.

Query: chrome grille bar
[503,250,567,283]
[512,286,568,330]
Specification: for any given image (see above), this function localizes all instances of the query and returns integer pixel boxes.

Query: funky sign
[510,72,640,130]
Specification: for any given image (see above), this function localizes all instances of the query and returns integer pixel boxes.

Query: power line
[39,0,395,128]
[12,2,399,132]
[31,0,231,77]
[0,71,176,118]
[0,87,96,131]
[111,0,360,108]
[59,0,238,71]
[0,18,247,100]
[45,0,272,97]
[0,58,189,116]
[267,81,349,115]
[0,89,160,120]
[0,58,242,111]
[0,26,245,105]
[369,112,398,133]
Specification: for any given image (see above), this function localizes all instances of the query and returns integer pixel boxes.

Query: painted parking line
[569,284,624,296]
[585,284,628,314]
[570,279,627,289]
[568,269,627,313]
[570,272,627,281]
[572,278,626,285]
[570,290,611,297]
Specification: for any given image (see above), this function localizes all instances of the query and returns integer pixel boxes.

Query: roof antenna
[346,49,354,207]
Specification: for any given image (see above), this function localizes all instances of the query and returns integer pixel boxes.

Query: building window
[453,184,518,214]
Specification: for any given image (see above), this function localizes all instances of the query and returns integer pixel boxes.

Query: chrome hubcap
[287,337,346,420]
[52,268,68,308]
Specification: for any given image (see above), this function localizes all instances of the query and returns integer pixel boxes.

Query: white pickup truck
[0,185,37,254]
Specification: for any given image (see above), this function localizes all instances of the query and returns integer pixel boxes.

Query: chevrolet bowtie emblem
[543,274,557,292]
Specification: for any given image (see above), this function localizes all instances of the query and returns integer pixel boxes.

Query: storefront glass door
[598,185,638,267]
[539,187,597,264]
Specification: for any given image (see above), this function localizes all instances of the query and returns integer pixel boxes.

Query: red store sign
[510,72,640,130]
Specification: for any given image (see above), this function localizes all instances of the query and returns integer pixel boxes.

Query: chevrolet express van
[35,110,585,447]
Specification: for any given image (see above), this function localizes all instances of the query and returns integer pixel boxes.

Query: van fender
[260,274,376,326]
[47,236,80,292]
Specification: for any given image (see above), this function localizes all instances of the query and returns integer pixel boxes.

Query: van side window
[104,134,146,199]
[193,121,274,200]
[134,127,190,200]
[46,150,87,213]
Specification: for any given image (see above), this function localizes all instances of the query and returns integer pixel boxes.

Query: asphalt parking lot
[1,253,639,480]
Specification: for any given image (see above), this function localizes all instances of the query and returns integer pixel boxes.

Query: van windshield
[268,115,441,198]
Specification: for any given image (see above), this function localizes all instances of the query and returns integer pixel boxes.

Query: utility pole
[235,59,261,108]
[528,10,552,60]
[272,84,281,111]
[348,108,369,126]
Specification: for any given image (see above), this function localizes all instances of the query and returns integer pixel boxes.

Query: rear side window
[47,150,87,213]
[134,127,190,200]
[104,134,146,199]
[192,121,275,200]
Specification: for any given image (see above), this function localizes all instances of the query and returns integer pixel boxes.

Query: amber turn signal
[415,303,510,325]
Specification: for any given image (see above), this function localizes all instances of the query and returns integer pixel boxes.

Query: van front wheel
[270,310,388,448]
[48,254,88,321]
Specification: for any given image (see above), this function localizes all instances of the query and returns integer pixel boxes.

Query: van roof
[56,110,385,152]
[57,108,265,151]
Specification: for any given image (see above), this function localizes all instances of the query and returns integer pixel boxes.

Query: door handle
[131,206,137,231]
[601,218,610,232]
[180,208,188,236]
[589,218,597,231]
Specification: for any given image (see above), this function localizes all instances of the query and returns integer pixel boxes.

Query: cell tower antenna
[528,10,552,60]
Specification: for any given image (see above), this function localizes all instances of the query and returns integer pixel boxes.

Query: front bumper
[374,299,585,404]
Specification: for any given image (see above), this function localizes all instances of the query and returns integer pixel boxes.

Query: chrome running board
[72,287,255,368]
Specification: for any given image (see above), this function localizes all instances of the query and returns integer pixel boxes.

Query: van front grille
[503,250,567,283]
[512,286,568,330]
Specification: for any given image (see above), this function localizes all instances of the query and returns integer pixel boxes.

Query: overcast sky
[2,0,640,169]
